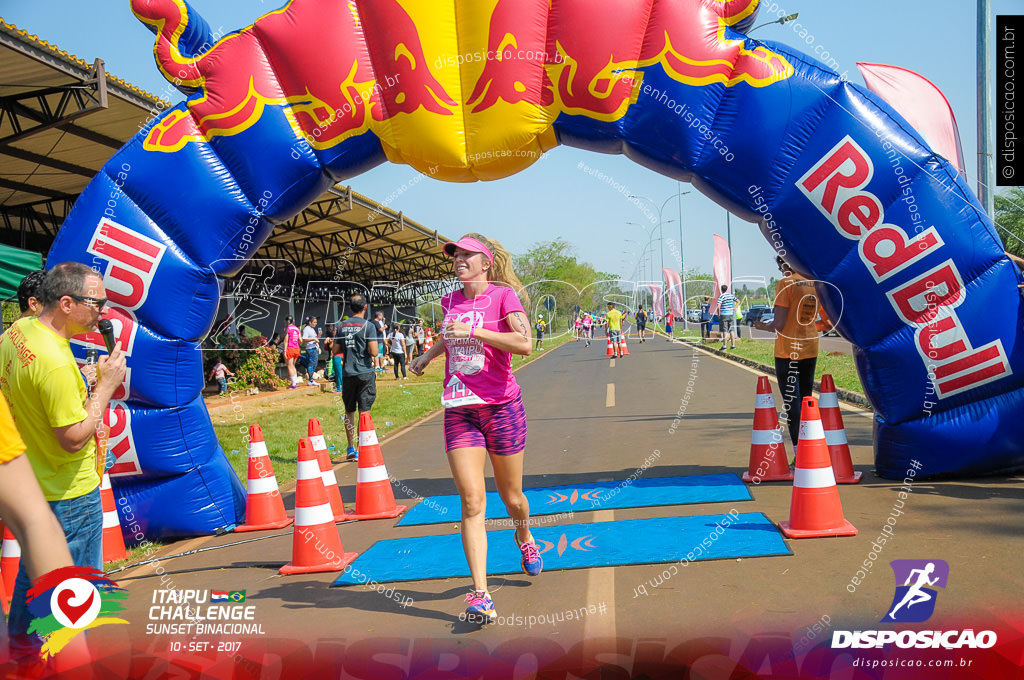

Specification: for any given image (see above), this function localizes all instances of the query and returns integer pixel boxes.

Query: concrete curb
[678,339,874,411]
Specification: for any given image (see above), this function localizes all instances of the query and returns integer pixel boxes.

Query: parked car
[743,305,772,326]
[686,309,702,323]
[816,315,840,337]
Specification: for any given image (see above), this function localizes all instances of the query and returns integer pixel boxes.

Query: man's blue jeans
[7,487,102,654]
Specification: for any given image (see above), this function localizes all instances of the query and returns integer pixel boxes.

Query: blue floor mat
[396,473,752,526]
[333,512,789,586]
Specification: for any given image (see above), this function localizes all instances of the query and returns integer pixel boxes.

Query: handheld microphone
[97,319,117,353]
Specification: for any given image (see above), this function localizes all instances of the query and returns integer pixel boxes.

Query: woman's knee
[499,488,527,513]
[461,491,487,518]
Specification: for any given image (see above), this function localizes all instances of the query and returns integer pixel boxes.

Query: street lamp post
[625,234,661,315]
[629,191,690,326]
[749,12,798,34]
[626,224,663,284]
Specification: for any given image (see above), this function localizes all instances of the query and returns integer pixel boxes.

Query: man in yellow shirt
[0,262,125,650]
[606,302,624,358]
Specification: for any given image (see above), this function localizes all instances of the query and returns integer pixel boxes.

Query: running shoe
[515,535,543,576]
[464,591,496,621]
[346,446,359,461]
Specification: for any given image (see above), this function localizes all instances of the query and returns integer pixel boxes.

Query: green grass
[683,336,864,395]
[209,332,571,487]
[105,541,162,573]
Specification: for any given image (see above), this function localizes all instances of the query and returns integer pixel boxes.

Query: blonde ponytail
[463,232,530,311]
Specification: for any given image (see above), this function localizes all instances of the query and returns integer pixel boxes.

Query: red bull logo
[799,135,1011,398]
[105,401,142,477]
[86,219,166,312]
[133,0,792,174]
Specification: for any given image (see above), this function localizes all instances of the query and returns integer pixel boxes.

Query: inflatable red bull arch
[47,0,1023,539]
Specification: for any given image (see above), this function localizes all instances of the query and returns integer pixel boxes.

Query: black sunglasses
[68,294,108,310]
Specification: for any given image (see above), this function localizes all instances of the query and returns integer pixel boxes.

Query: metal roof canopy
[0,20,453,293]
[254,184,454,291]
[0,19,169,253]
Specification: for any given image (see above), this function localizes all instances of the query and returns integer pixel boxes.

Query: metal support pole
[978,0,994,217]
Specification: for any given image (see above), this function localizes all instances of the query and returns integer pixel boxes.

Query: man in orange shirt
[756,256,829,451]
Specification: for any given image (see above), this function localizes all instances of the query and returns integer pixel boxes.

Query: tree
[994,187,1024,261]
[514,239,622,326]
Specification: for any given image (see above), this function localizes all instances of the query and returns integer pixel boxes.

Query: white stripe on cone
[824,429,849,446]
[294,503,335,527]
[248,441,269,458]
[359,430,378,447]
[102,510,120,530]
[818,392,840,408]
[321,469,339,486]
[794,466,837,489]
[309,435,327,451]
[2,538,21,558]
[296,459,321,480]
[755,394,776,409]
[751,429,786,446]
[100,474,112,491]
[247,476,280,495]
[357,465,389,484]
[798,419,826,441]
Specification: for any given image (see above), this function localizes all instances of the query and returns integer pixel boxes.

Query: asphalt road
[94,336,1024,674]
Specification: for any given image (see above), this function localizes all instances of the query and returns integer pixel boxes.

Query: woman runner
[408,233,541,622]
[283,316,301,388]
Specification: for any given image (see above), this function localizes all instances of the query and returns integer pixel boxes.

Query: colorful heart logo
[56,587,96,626]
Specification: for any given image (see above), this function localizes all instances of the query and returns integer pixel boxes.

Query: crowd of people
[0,244,833,643]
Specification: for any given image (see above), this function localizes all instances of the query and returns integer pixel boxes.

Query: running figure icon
[887,562,939,619]
[881,559,949,623]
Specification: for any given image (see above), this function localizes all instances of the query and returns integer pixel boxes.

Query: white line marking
[583,509,616,640]
[606,383,615,408]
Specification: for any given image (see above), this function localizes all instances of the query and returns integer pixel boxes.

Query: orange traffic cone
[1,524,20,613]
[779,398,858,539]
[100,473,127,563]
[742,376,793,483]
[819,375,862,484]
[236,425,293,532]
[619,334,630,356]
[308,417,352,521]
[0,562,7,616]
[279,438,358,575]
[605,336,614,357]
[345,413,407,520]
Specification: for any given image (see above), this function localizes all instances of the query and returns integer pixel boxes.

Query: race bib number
[442,375,485,408]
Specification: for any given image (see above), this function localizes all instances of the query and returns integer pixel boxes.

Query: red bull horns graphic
[133,0,791,179]
[42,0,1024,540]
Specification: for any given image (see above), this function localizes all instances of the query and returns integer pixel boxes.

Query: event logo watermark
[880,559,948,624]
[27,567,128,658]
[148,587,265,648]
[834,559,997,652]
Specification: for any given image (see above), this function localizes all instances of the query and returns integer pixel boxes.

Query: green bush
[233,343,286,391]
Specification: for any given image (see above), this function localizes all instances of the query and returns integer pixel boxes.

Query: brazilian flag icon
[228,591,246,603]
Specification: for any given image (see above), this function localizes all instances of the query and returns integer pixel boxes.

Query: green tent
[0,243,44,300]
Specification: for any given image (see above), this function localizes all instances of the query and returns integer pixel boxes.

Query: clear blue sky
[2,1,1015,286]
